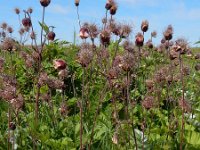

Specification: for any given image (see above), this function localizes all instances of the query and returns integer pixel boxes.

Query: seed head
[121,52,135,71]
[169,47,179,60]
[47,31,56,41]
[175,38,188,54]
[30,31,36,39]
[151,31,157,38]
[7,26,13,33]
[141,20,149,32]
[110,5,118,15]
[163,25,173,41]
[47,78,64,89]
[135,32,144,47]
[123,40,134,53]
[75,0,80,6]
[19,28,25,35]
[77,43,93,67]
[14,8,20,14]
[88,23,99,40]
[146,40,153,49]
[2,38,14,51]
[40,0,51,7]
[182,66,190,76]
[22,17,32,28]
[100,30,111,46]
[107,67,120,79]
[142,96,154,110]
[27,7,33,14]
[1,22,7,30]
[120,24,132,38]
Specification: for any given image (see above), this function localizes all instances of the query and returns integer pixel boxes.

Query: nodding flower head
[75,0,80,6]
[141,20,149,32]
[27,7,33,14]
[87,23,99,40]
[22,17,32,28]
[110,5,118,15]
[146,40,153,49]
[151,31,157,38]
[47,31,56,41]
[100,30,111,46]
[163,25,173,41]
[30,31,36,40]
[175,38,188,54]
[79,27,89,39]
[14,8,20,14]
[7,26,13,34]
[142,96,154,110]
[123,40,134,53]
[77,43,93,67]
[19,28,25,35]
[105,0,116,10]
[40,0,51,7]
[2,38,15,51]
[120,24,132,38]
[53,59,67,70]
[1,22,8,30]
[135,32,144,47]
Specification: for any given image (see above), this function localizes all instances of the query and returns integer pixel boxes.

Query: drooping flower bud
[141,20,149,32]
[40,0,51,7]
[53,59,67,70]
[22,18,32,28]
[75,0,80,6]
[79,27,89,39]
[135,32,144,47]
[47,31,56,41]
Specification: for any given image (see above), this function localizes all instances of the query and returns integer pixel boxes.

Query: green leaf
[39,21,49,33]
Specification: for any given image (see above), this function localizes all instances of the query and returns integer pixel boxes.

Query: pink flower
[53,59,67,70]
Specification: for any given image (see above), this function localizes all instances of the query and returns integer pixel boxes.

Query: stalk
[179,52,185,150]
[80,68,85,150]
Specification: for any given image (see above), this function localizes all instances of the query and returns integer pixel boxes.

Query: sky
[0,0,200,46]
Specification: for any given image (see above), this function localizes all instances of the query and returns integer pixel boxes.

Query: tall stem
[41,7,45,47]
[80,68,85,150]
[179,52,185,150]
[76,6,81,29]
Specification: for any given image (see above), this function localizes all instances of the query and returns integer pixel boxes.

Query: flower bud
[47,31,56,41]
[40,0,51,7]
[53,59,67,70]
[22,18,32,28]
[79,27,89,39]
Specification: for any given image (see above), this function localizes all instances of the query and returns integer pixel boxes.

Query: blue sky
[1,0,200,46]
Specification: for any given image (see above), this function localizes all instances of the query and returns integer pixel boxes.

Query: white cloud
[48,4,70,15]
